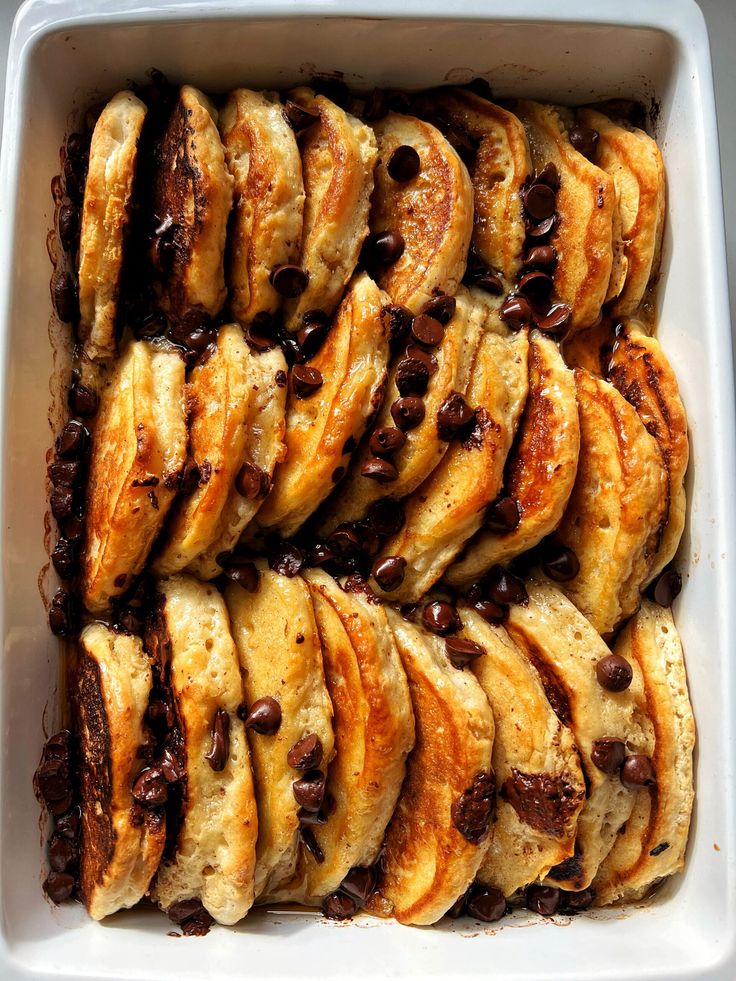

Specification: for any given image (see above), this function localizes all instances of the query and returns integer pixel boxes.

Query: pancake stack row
[39,74,695,931]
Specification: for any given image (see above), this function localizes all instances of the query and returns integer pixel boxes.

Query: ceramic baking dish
[0,0,734,978]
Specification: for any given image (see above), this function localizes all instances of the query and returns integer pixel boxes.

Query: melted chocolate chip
[523,182,556,220]
[299,825,325,863]
[369,426,407,457]
[445,636,485,669]
[421,294,456,325]
[340,865,377,906]
[422,600,461,636]
[361,457,399,483]
[55,805,80,840]
[322,891,357,920]
[283,99,321,133]
[297,314,330,359]
[51,537,77,579]
[235,462,270,500]
[560,887,595,912]
[486,496,521,533]
[502,768,583,836]
[270,264,309,298]
[69,384,99,417]
[168,898,214,936]
[367,498,405,537]
[541,545,580,582]
[58,203,79,252]
[391,396,425,431]
[246,324,276,352]
[652,568,682,607]
[523,245,558,270]
[410,313,445,349]
[244,696,282,735]
[372,555,407,592]
[47,459,80,487]
[569,124,600,161]
[487,566,528,606]
[50,486,75,521]
[268,541,304,578]
[525,213,557,238]
[437,392,475,440]
[596,653,633,692]
[466,885,507,923]
[471,598,507,625]
[131,767,168,807]
[525,884,560,916]
[395,355,430,397]
[291,364,323,398]
[445,891,469,919]
[364,230,405,266]
[517,269,554,301]
[451,771,496,844]
[537,304,572,337]
[48,588,76,636]
[292,769,326,812]
[621,755,657,791]
[382,303,413,350]
[56,419,89,458]
[204,707,230,772]
[48,832,77,872]
[500,295,533,331]
[51,270,79,323]
[288,734,323,771]
[309,541,337,566]
[591,738,626,775]
[43,871,75,904]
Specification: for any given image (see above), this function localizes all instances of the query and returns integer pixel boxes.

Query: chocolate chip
[244,696,282,735]
[591,737,626,775]
[382,303,413,351]
[283,99,320,133]
[268,540,304,577]
[35,756,71,808]
[422,600,461,636]
[299,825,325,863]
[51,269,78,322]
[47,459,79,487]
[421,294,456,325]
[391,396,425,431]
[69,384,99,417]
[270,264,309,298]
[322,891,357,919]
[58,203,79,252]
[535,163,560,190]
[292,769,326,812]
[288,733,323,771]
[327,523,362,561]
[369,426,406,457]
[560,888,595,913]
[523,182,556,221]
[523,245,558,270]
[51,537,77,579]
[235,462,270,500]
[168,898,214,936]
[486,496,521,533]
[466,885,507,922]
[569,124,599,161]
[652,568,682,607]
[340,865,377,906]
[517,269,554,301]
[537,303,572,338]
[471,598,507,625]
[621,755,657,791]
[158,746,184,784]
[650,842,670,857]
[366,498,405,537]
[526,213,557,238]
[297,314,330,359]
[43,871,75,904]
[526,884,561,916]
[291,364,323,398]
[131,767,168,807]
[487,566,528,606]
[372,555,406,591]
[62,514,84,542]
[500,295,533,331]
[48,588,76,636]
[297,806,328,826]
[48,832,77,872]
[446,892,469,918]
[55,805,80,840]
[410,314,445,349]
[204,707,230,772]
[541,545,580,581]
[56,420,89,458]
[451,771,496,843]
[361,457,399,483]
[50,485,75,521]
[473,271,505,294]
[245,324,276,352]
[596,653,633,692]
[387,144,421,182]
[437,392,475,440]
[308,541,337,566]
[445,636,485,669]
[364,230,405,266]
[395,355,430,397]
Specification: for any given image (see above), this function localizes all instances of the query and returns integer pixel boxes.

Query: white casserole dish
[0,0,734,978]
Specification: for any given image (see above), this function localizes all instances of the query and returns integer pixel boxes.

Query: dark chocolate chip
[591,737,626,775]
[48,588,76,636]
[43,871,75,904]
[51,270,79,323]
[652,569,682,607]
[340,865,377,906]
[621,755,657,791]
[525,213,557,238]
[523,182,556,220]
[369,426,407,457]
[158,746,184,784]
[50,486,75,521]
[299,825,325,863]
[361,457,399,483]
[487,566,528,606]
[559,888,595,913]
[387,144,421,182]
[55,805,80,840]
[291,364,323,398]
[69,384,99,417]
[297,806,328,826]
[537,303,572,337]
[445,636,486,669]
[391,396,425,431]
[524,245,558,270]
[322,891,356,920]
[437,392,475,440]
[364,230,405,266]
[56,420,89,458]
[451,770,496,843]
[485,496,521,533]
[131,767,168,807]
[410,314,445,349]
[309,541,337,566]
[292,769,326,812]
[568,124,599,161]
[650,842,670,857]
[244,696,282,735]
[473,271,505,295]
[382,303,414,351]
[51,537,77,579]
[58,203,79,252]
[48,832,77,872]
[526,884,561,916]
[395,355,430,397]
[445,892,468,919]
[168,898,214,936]
[268,541,304,577]
[422,600,462,636]
[541,545,580,582]
[366,498,405,537]
[288,733,324,771]
[372,555,406,591]
[35,756,71,807]
[471,598,508,625]
[270,264,309,298]
[283,99,321,133]
[204,707,230,772]
[421,294,456,325]
[61,514,84,542]
[500,295,534,331]
[517,270,554,300]
[235,462,270,500]
[536,163,560,190]
[596,653,633,692]
[297,314,330,359]
[245,324,276,352]
[466,885,507,922]
[47,459,80,487]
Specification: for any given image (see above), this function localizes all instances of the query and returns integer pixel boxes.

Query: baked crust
[78,91,147,362]
[219,89,304,324]
[76,624,165,920]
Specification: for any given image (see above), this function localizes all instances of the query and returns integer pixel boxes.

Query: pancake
[368,610,494,925]
[271,570,414,905]
[561,319,617,378]
[186,345,288,580]
[255,273,390,538]
[373,314,529,602]
[606,321,688,580]
[412,88,532,283]
[149,575,257,925]
[78,91,147,363]
[219,89,305,324]
[75,623,165,920]
[446,330,579,586]
[224,565,335,899]
[152,324,256,577]
[318,285,481,533]
[283,87,377,332]
[577,108,666,317]
[514,101,615,334]
[505,581,651,891]
[554,368,668,636]
[152,85,233,322]
[593,601,695,905]
[82,340,186,613]
[368,112,473,313]
[459,607,586,897]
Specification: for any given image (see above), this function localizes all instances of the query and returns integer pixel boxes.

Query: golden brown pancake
[255,274,390,538]
[514,101,615,333]
[219,89,305,324]
[412,88,532,283]
[578,108,666,317]
[76,624,165,920]
[150,575,258,925]
[368,610,494,925]
[224,566,335,899]
[594,601,695,905]
[447,330,579,586]
[506,581,650,891]
[369,112,474,313]
[283,88,377,332]
[561,318,617,377]
[374,316,529,602]
[78,91,147,363]
[152,85,233,322]
[82,341,186,613]
[152,324,256,577]
[607,321,688,580]
[186,345,288,580]
[554,369,668,637]
[459,607,586,897]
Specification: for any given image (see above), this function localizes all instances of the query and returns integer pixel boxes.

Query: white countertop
[0,0,733,339]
